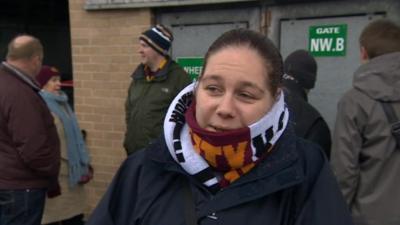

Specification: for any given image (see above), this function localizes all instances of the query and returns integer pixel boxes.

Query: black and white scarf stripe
[164,83,289,192]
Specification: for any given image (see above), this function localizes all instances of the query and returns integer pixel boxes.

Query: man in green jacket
[124,24,191,155]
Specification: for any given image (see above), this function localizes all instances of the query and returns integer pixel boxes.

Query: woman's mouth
[208,125,229,132]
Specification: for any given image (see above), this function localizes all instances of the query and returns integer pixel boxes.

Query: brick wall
[68,0,152,214]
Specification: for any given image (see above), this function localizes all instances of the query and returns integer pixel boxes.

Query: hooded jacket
[124,59,191,155]
[88,125,353,225]
[283,79,332,158]
[331,52,400,225]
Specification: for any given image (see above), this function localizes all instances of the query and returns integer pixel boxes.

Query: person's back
[283,50,331,158]
[331,19,400,225]
[0,35,60,225]
[124,24,191,155]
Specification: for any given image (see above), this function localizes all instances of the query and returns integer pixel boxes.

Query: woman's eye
[238,92,254,99]
[205,85,221,94]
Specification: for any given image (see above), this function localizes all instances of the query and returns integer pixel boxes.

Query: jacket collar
[353,51,400,101]
[131,58,172,82]
[147,124,304,190]
[1,62,41,91]
[283,79,308,102]
[146,126,304,214]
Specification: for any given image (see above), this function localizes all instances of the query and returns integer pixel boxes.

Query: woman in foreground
[87,29,353,225]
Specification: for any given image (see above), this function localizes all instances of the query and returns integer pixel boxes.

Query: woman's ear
[360,46,369,63]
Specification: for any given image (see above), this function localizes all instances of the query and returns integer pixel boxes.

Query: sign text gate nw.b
[309,24,347,57]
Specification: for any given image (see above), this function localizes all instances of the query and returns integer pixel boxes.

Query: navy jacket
[88,128,352,225]
[283,80,332,158]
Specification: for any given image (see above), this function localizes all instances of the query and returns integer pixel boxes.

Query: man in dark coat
[283,49,331,158]
[0,35,60,225]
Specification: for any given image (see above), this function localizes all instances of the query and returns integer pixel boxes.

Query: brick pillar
[68,0,152,214]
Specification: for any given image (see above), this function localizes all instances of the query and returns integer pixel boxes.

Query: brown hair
[6,35,43,61]
[199,28,283,97]
[359,19,400,59]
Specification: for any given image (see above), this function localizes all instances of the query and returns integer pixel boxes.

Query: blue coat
[88,127,353,225]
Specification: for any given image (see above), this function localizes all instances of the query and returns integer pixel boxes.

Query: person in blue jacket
[87,28,353,225]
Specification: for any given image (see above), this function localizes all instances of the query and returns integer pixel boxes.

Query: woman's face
[43,76,61,94]
[195,46,275,132]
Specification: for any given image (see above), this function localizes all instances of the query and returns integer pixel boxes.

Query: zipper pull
[207,212,218,220]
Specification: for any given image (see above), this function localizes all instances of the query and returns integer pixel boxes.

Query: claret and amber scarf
[164,83,289,193]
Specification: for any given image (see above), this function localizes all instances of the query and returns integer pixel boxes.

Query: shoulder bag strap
[380,101,398,124]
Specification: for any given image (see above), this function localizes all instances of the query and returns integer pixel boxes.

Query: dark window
[0,0,74,107]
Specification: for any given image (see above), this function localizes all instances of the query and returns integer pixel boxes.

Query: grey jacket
[331,52,400,225]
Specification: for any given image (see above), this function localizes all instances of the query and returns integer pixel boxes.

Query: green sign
[309,24,347,57]
[177,57,204,81]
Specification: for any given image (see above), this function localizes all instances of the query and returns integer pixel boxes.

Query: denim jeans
[0,188,46,225]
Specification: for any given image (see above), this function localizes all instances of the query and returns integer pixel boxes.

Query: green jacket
[124,59,191,155]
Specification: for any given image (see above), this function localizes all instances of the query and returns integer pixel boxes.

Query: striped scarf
[144,59,167,82]
[164,83,289,193]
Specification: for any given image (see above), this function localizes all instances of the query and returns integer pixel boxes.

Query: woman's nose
[216,94,235,119]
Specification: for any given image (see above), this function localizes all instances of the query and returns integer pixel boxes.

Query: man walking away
[331,19,400,225]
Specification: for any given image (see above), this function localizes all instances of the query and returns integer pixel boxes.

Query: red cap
[36,65,60,88]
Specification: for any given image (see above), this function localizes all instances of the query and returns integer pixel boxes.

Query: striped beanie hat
[140,24,173,56]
